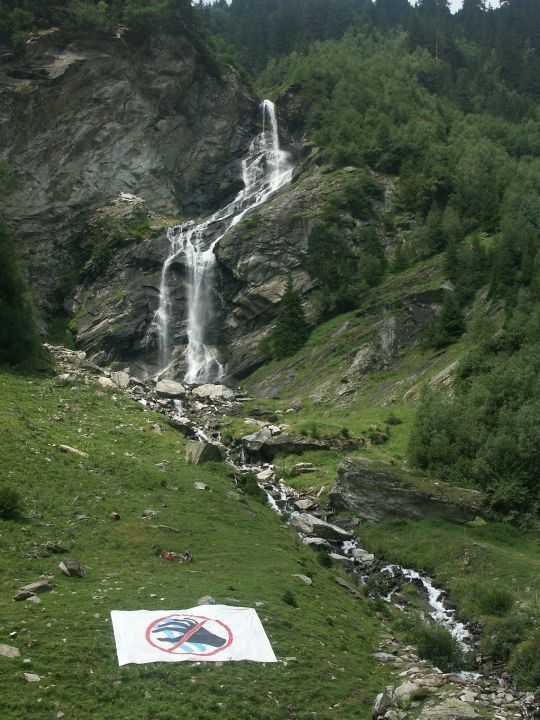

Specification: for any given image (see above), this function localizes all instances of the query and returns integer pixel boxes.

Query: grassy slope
[245,256,450,404]
[0,370,391,720]
[360,518,540,625]
[234,260,540,662]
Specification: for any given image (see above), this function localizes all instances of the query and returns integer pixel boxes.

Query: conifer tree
[429,291,465,348]
[269,277,310,359]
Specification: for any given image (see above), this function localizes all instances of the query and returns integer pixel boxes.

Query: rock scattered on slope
[192,384,235,401]
[156,380,186,398]
[58,445,88,459]
[15,578,53,601]
[111,371,131,389]
[0,644,20,658]
[185,441,224,465]
[59,559,87,578]
[292,574,313,586]
[23,673,41,683]
[290,513,353,541]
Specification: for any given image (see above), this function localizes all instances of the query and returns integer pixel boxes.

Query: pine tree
[269,277,310,359]
[429,291,465,348]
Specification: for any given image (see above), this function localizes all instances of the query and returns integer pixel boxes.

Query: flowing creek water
[152,99,293,383]
[236,458,473,647]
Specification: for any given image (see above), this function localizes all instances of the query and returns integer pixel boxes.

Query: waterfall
[153,99,293,384]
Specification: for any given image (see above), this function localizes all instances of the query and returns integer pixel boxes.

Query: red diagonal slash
[145,614,233,656]
[166,618,208,653]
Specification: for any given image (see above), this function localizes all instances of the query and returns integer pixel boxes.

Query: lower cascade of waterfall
[152,99,293,384]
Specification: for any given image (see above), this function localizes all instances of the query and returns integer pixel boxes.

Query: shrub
[480,614,529,662]
[282,590,298,608]
[414,623,463,671]
[476,586,515,617]
[385,413,403,426]
[509,639,540,689]
[0,486,24,519]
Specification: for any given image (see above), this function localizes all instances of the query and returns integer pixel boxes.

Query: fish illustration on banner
[111,605,277,666]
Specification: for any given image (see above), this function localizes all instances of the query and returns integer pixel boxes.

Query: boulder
[394,681,430,707]
[242,428,273,453]
[242,430,331,461]
[59,444,88,459]
[111,371,130,389]
[23,673,41,683]
[256,468,274,482]
[192,384,235,401]
[351,548,375,567]
[330,458,483,524]
[97,377,115,390]
[15,578,53,601]
[373,687,395,718]
[185,441,224,465]
[58,559,86,578]
[0,644,20,658]
[418,698,479,719]
[294,498,318,512]
[292,574,313,586]
[156,380,186,398]
[167,416,196,436]
[302,537,330,548]
[290,513,353,541]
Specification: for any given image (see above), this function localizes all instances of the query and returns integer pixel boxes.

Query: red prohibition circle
[145,614,233,657]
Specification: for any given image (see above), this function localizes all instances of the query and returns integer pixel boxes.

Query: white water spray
[153,100,293,383]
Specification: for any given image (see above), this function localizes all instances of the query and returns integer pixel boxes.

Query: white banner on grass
[111,605,277,666]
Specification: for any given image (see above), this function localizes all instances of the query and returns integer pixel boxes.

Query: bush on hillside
[509,639,540,689]
[413,623,463,672]
[282,590,298,608]
[476,586,515,617]
[480,614,530,663]
[0,486,24,519]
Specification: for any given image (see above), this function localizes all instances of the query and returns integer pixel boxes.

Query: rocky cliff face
[0,29,257,327]
[216,166,390,379]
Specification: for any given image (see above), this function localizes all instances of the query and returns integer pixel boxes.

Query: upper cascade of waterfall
[153,100,294,384]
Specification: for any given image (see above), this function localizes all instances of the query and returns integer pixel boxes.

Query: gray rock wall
[0,30,257,318]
